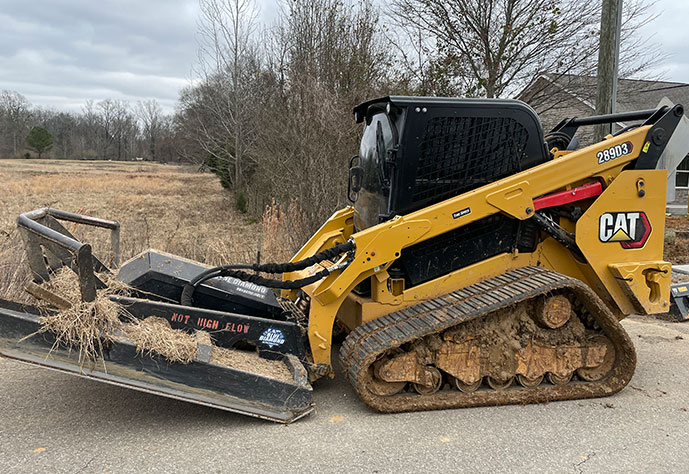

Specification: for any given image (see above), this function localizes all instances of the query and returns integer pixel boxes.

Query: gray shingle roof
[540,73,689,112]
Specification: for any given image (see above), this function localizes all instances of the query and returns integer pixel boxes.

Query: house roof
[521,73,689,113]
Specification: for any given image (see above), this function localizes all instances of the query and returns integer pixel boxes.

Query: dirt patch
[664,217,689,264]
[666,216,689,232]
[665,238,689,264]
[649,312,680,322]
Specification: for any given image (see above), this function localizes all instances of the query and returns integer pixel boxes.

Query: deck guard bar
[17,208,120,302]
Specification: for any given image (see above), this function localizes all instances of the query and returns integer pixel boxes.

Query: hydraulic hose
[180,240,355,306]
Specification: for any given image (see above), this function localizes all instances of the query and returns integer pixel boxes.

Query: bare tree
[172,0,394,232]
[246,0,392,231]
[192,0,261,189]
[91,99,138,160]
[95,99,117,159]
[389,0,661,99]
[137,99,163,160]
[0,90,31,157]
[78,100,101,159]
[112,101,138,161]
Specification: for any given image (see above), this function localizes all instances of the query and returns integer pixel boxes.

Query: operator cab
[350,96,550,230]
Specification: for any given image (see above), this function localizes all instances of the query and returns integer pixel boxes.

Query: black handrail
[565,108,660,126]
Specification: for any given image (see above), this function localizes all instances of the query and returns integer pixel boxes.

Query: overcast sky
[0,0,688,114]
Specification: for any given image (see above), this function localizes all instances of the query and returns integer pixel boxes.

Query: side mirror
[348,155,363,202]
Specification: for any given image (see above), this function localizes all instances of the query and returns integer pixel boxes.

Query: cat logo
[598,212,651,249]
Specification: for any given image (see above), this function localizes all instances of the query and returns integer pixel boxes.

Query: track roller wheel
[412,367,443,395]
[452,377,482,393]
[487,376,514,390]
[517,374,544,388]
[547,372,573,385]
[368,350,408,396]
[577,335,616,382]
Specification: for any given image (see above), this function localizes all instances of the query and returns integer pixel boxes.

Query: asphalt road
[2,315,689,473]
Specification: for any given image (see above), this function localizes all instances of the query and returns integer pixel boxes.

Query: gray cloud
[0,0,687,114]
[0,0,201,112]
[637,0,689,83]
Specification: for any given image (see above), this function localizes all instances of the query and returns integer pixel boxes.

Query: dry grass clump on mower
[36,269,128,367]
[35,270,290,373]
[123,317,198,364]
[36,270,198,366]
[210,345,293,382]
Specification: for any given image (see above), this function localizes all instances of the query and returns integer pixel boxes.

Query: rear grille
[412,116,530,204]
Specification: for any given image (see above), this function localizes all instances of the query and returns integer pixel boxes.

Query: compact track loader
[0,97,686,422]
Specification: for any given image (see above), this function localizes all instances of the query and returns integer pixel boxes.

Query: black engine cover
[117,250,284,319]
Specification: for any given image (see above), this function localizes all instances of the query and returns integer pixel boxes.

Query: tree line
[0,92,178,162]
[0,0,659,236]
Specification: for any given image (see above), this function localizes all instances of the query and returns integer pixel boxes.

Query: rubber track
[339,266,637,413]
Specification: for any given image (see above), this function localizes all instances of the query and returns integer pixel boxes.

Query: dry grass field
[0,159,299,303]
[2,158,689,303]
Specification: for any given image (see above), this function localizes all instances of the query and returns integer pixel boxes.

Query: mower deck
[0,299,314,423]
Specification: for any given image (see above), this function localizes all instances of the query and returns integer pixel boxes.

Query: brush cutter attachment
[0,209,314,423]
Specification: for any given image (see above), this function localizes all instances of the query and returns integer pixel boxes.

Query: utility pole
[594,0,623,142]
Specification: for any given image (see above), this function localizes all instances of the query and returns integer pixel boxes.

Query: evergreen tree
[26,126,53,158]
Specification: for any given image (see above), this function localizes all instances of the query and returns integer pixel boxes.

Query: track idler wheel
[367,371,406,396]
[369,356,406,396]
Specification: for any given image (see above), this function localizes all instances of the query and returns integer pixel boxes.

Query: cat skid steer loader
[0,97,685,423]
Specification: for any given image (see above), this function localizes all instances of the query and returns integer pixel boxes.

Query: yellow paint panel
[608,262,671,314]
[576,170,669,314]
[485,180,533,219]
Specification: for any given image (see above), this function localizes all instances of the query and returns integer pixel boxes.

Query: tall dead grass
[0,159,311,307]
[0,160,316,374]
[0,231,32,303]
[260,198,310,264]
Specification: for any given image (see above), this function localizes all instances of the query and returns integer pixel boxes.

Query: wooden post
[594,0,622,142]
